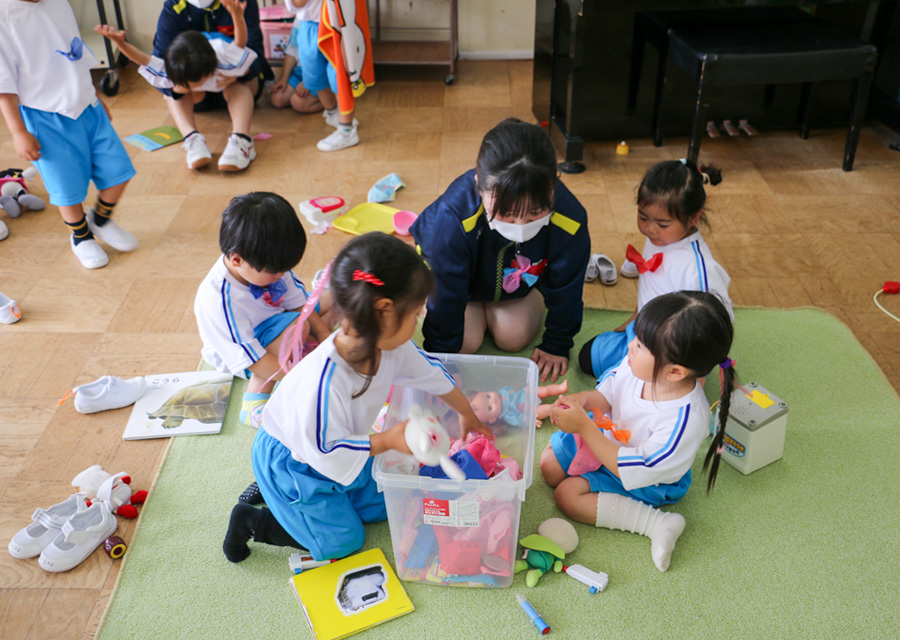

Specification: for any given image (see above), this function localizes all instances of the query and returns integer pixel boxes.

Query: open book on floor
[290,548,414,640]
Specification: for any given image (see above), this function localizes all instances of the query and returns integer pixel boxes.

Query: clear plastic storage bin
[373,353,538,588]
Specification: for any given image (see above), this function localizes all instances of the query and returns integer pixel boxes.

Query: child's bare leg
[223,80,257,136]
[461,302,487,354]
[290,91,323,114]
[485,288,543,352]
[270,85,294,109]
[539,443,568,488]
[552,476,596,523]
[165,94,202,136]
[317,87,338,111]
[316,290,338,332]
[58,203,86,224]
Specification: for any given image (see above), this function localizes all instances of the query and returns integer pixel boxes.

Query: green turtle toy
[515,517,579,587]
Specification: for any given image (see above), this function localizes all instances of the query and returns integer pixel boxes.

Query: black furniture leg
[628,16,647,113]
[798,82,812,140]
[652,38,672,147]
[686,57,713,164]
[843,56,876,171]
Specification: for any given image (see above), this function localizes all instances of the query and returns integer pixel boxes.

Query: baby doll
[470,380,568,428]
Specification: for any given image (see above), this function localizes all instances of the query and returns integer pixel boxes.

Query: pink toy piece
[392,210,417,236]
[495,457,522,481]
[465,436,502,476]
[252,132,273,141]
[566,433,603,476]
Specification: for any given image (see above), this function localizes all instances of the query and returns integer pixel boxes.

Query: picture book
[121,371,233,440]
[290,548,414,640]
[124,126,184,152]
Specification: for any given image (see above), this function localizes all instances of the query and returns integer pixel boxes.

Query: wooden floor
[1,60,898,639]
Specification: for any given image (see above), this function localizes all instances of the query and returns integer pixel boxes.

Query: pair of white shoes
[8,493,118,572]
[182,133,257,172]
[0,291,21,324]
[60,375,147,414]
[585,253,618,286]
[70,208,139,270]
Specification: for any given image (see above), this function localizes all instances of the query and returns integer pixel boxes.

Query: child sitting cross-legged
[95,0,260,172]
[193,192,333,429]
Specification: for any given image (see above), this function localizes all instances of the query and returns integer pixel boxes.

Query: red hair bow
[353,270,384,286]
[625,244,663,274]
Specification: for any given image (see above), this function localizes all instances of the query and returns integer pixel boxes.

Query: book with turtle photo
[121,371,234,440]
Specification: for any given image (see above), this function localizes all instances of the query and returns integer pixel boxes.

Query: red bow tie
[626,244,663,273]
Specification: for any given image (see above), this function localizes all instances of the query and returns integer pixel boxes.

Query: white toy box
[373,353,538,588]
[711,381,788,475]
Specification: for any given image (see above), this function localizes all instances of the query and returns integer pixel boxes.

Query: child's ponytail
[703,358,736,493]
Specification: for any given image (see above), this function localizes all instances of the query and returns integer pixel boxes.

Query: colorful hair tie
[716,445,724,455]
[719,357,733,370]
[352,270,384,287]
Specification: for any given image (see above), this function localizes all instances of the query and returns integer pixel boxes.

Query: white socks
[595,492,686,572]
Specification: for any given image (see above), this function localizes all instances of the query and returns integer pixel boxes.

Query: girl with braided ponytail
[224,232,491,563]
[539,291,735,572]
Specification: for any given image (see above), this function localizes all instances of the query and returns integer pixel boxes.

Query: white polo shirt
[139,37,257,93]
[0,0,99,119]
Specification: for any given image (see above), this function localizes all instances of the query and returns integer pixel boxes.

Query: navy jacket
[410,170,590,357]
[152,0,272,97]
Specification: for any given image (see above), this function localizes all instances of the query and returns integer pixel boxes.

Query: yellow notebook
[290,548,414,640]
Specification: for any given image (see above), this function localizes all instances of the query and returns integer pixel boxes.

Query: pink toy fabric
[466,436,502,476]
[453,501,515,574]
[495,456,522,481]
[566,433,603,476]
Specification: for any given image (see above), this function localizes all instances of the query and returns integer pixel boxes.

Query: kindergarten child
[0,0,138,270]
[267,0,324,114]
[410,118,591,384]
[540,291,736,572]
[98,0,260,172]
[193,192,332,428]
[579,158,733,380]
[222,232,493,562]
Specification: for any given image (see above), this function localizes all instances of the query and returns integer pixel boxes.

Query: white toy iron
[405,405,466,482]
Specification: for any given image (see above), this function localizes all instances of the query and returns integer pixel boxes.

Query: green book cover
[125,126,184,151]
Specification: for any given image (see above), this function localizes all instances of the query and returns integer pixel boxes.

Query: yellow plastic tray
[333,202,400,235]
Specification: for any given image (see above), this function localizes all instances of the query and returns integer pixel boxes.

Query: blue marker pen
[516,594,550,634]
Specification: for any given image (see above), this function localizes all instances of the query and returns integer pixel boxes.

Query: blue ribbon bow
[248,280,287,304]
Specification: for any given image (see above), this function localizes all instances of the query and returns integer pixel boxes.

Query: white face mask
[487,214,551,244]
[186,0,216,9]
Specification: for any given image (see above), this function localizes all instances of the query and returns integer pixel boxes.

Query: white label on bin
[422,498,480,527]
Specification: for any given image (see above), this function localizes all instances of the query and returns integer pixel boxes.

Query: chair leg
[798,82,812,140]
[764,84,776,108]
[651,41,671,147]
[686,58,713,164]
[628,17,647,113]
[843,56,876,172]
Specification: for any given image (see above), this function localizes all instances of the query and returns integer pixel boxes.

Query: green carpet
[98,309,900,640]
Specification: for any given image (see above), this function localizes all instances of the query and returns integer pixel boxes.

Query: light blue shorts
[242,311,300,378]
[252,427,386,560]
[20,103,135,207]
[550,430,691,507]
[295,20,338,95]
[286,65,304,89]
[588,319,636,380]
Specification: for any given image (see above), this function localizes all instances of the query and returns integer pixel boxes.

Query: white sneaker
[0,291,21,324]
[86,208,138,252]
[182,132,212,170]
[38,501,118,572]
[323,109,359,129]
[70,236,109,269]
[69,375,147,414]
[8,493,89,559]
[0,219,7,241]
[317,126,360,152]
[218,134,256,172]
[620,259,639,279]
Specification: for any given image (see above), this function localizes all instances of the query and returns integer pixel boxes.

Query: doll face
[470,391,502,424]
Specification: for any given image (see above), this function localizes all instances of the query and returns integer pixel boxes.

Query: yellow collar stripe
[173,0,221,14]
[462,204,484,233]
[550,211,580,235]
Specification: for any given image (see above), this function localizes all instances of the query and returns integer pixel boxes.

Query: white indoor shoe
[70,236,109,269]
[584,253,618,286]
[620,259,639,279]
[0,291,21,324]
[68,375,147,414]
[218,134,256,172]
[8,493,89,559]
[38,501,117,572]
[182,132,212,170]
[317,126,359,152]
[86,208,138,252]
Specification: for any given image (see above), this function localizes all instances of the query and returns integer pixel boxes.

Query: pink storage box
[260,20,292,60]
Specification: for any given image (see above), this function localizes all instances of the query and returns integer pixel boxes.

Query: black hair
[632,290,735,493]
[475,118,558,219]
[164,31,218,88]
[219,192,307,274]
[329,232,434,397]
[637,159,722,230]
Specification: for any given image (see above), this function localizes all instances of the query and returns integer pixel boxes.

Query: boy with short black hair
[194,192,332,428]
[0,0,138,269]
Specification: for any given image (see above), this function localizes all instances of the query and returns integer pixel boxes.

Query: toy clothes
[151,0,272,99]
[551,356,710,494]
[317,0,375,114]
[139,36,258,93]
[410,170,591,356]
[497,386,527,427]
[193,256,311,377]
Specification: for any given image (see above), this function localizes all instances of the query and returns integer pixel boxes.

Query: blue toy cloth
[418,450,487,480]
[498,386,527,427]
[367,172,406,203]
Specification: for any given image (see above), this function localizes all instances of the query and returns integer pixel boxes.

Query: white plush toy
[405,405,466,482]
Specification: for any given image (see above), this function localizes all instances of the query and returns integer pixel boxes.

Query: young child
[579,158,733,380]
[98,0,259,172]
[410,118,591,384]
[267,0,323,114]
[223,232,493,562]
[540,291,735,572]
[193,192,332,428]
[0,0,138,270]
